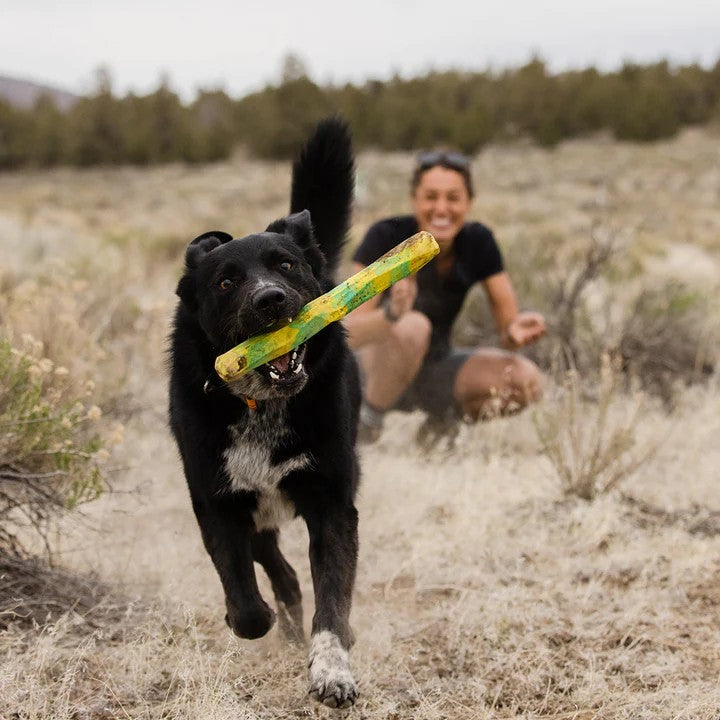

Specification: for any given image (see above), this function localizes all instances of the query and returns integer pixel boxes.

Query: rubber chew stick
[215,231,439,382]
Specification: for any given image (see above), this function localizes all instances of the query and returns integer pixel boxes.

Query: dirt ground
[1,128,719,719]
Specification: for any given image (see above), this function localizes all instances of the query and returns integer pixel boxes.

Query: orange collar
[204,376,257,411]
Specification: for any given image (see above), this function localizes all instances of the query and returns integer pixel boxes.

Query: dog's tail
[290,117,354,278]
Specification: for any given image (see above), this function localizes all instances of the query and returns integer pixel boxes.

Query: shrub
[489,227,619,379]
[496,230,715,408]
[0,335,109,558]
[617,281,716,407]
[610,62,681,141]
[533,354,658,501]
[0,248,131,628]
[0,262,134,412]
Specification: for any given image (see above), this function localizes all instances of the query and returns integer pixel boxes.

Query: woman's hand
[386,277,418,321]
[505,311,546,348]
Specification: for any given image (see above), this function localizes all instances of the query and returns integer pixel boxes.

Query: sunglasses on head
[416,150,470,171]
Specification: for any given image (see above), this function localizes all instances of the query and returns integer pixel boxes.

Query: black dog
[168,118,360,709]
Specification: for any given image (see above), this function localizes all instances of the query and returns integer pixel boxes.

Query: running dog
[168,118,360,709]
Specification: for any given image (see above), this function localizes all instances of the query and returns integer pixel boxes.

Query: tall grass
[533,354,659,501]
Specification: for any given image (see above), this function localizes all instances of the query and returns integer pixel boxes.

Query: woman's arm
[482,272,546,350]
[343,263,417,349]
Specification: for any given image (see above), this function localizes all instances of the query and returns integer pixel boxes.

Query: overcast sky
[3,0,719,100]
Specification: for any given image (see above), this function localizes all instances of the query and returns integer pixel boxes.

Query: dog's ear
[175,274,197,311]
[177,231,232,311]
[266,210,311,242]
[184,231,233,269]
[267,210,325,275]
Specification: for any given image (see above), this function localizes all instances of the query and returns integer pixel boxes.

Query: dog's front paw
[225,602,275,639]
[308,631,358,709]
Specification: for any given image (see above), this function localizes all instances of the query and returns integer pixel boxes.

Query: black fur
[168,118,361,708]
[289,117,355,276]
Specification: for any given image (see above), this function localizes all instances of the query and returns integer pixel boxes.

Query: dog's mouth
[255,343,307,386]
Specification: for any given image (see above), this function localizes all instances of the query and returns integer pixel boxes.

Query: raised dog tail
[290,116,355,278]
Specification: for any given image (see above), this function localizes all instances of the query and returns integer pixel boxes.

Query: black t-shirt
[353,215,504,358]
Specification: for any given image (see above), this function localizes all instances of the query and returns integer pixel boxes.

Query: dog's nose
[252,286,287,311]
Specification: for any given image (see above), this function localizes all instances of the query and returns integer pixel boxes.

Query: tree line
[1,58,719,169]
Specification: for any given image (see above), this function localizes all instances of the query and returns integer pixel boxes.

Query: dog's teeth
[269,370,280,380]
[266,321,275,328]
[287,317,293,323]
[291,350,297,360]
[293,362,303,374]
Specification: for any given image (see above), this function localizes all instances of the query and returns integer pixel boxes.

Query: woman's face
[411,165,471,251]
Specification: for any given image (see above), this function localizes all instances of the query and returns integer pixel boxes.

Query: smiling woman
[344,150,547,443]
[411,154,473,253]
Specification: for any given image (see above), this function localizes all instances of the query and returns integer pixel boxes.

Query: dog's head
[176,210,327,400]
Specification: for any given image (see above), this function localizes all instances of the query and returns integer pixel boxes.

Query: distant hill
[0,74,78,111]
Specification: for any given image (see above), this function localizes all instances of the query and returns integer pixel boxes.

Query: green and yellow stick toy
[214,231,439,382]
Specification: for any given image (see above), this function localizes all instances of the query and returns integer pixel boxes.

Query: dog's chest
[223,404,309,529]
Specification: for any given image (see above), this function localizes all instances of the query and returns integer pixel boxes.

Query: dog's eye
[280,261,293,272]
[218,279,233,290]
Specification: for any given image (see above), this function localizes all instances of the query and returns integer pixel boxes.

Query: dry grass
[1,128,719,719]
[533,354,660,501]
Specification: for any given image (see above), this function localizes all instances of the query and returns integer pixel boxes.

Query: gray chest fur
[223,402,310,530]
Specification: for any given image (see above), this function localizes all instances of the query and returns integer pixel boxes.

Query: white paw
[308,631,358,709]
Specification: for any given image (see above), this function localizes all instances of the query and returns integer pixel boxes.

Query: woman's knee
[391,311,432,358]
[509,355,543,404]
[455,350,543,418]
[358,311,431,387]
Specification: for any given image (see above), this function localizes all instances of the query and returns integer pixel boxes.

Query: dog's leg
[303,503,359,709]
[191,492,275,639]
[251,529,305,644]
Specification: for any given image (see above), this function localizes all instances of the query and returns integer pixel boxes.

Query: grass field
[1,128,719,719]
